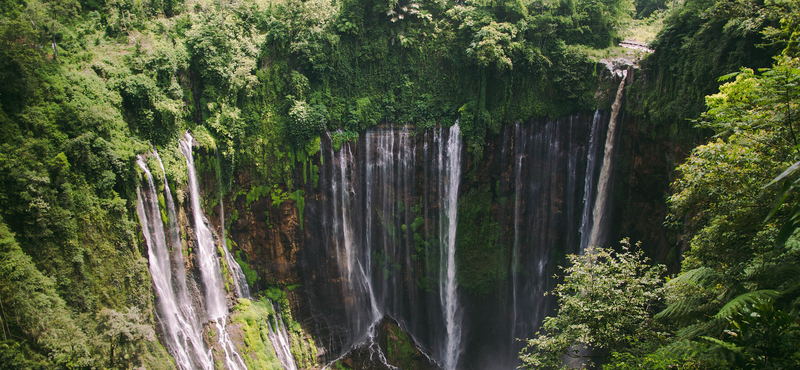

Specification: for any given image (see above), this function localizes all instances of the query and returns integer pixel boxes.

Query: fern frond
[661,338,695,357]
[775,265,800,287]
[699,336,742,353]
[667,267,717,287]
[748,263,800,290]
[675,323,707,339]
[698,336,745,364]
[656,294,708,320]
[674,317,726,339]
[714,290,780,319]
[778,281,800,303]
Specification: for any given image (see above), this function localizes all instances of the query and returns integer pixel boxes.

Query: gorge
[1,0,795,369]
[133,68,629,369]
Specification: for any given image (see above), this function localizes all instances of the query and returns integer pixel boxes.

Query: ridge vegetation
[522,1,800,367]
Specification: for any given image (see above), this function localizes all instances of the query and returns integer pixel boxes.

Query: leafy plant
[520,240,667,369]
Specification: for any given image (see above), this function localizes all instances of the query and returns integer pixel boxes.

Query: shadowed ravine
[295,105,622,369]
[134,73,628,370]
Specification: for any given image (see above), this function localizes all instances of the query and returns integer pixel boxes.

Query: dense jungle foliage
[0,0,797,367]
[522,2,800,368]
[0,0,641,364]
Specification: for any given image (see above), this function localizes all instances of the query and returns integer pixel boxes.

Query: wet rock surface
[333,316,441,370]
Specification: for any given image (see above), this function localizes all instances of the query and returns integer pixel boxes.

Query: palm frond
[763,160,800,189]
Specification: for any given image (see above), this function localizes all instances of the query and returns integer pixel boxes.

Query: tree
[0,219,91,368]
[96,307,155,369]
[642,39,800,370]
[520,240,667,369]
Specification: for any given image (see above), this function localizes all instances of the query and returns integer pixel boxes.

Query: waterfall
[152,151,193,304]
[589,70,628,248]
[179,133,248,370]
[309,114,616,368]
[267,300,299,370]
[216,149,251,299]
[136,155,212,370]
[320,124,464,367]
[330,139,381,335]
[579,110,604,251]
[510,122,524,343]
[220,200,251,299]
[439,123,463,370]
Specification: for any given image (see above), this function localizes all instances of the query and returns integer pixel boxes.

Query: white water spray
[588,70,628,248]
[579,110,603,251]
[439,123,463,370]
[215,151,251,299]
[179,133,247,370]
[267,300,299,370]
[136,155,212,370]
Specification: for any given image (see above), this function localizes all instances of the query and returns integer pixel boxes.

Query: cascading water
[216,150,251,300]
[438,123,463,370]
[579,110,604,251]
[330,138,381,336]
[217,159,301,370]
[589,70,628,248]
[179,133,247,370]
[136,155,212,370]
[220,203,251,299]
[309,114,613,369]
[152,151,194,303]
[267,300,299,370]
[318,123,464,367]
[140,144,301,370]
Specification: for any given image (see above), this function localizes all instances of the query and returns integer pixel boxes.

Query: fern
[699,336,742,353]
[674,317,726,339]
[714,290,780,319]
[668,267,717,287]
[657,294,709,320]
[674,323,708,339]
[697,336,744,364]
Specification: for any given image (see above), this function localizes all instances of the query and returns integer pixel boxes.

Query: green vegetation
[231,298,284,370]
[638,52,800,369]
[632,0,788,135]
[290,190,306,229]
[3,0,792,366]
[522,7,800,368]
[0,0,175,358]
[235,248,260,288]
[233,295,318,370]
[456,186,507,295]
[262,286,318,368]
[384,324,418,369]
[520,241,667,369]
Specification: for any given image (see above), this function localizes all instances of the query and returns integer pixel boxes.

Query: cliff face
[615,114,688,271]
[197,67,684,369]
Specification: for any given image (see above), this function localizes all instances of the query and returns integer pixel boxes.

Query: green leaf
[717,71,741,82]
[714,290,780,319]
[763,160,800,189]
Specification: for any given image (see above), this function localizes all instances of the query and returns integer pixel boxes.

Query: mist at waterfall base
[296,109,619,369]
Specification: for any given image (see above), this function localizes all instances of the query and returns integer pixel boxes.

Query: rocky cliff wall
[193,68,686,369]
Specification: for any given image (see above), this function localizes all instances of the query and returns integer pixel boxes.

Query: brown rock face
[226,175,301,287]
